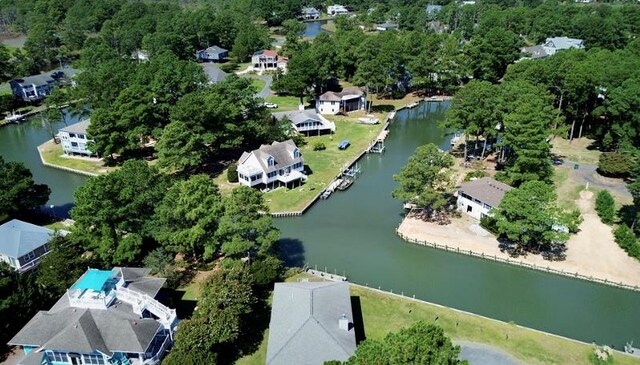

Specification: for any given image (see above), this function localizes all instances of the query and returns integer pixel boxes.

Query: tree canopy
[0,156,50,218]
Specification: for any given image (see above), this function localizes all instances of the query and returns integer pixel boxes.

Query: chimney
[338,314,350,331]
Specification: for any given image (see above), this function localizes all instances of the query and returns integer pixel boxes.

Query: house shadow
[279,238,306,267]
[160,288,197,319]
[350,296,366,344]
[304,164,314,176]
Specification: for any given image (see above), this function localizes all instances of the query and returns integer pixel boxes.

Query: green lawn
[0,83,11,96]
[264,94,304,111]
[251,78,266,93]
[38,140,115,175]
[235,274,640,365]
[265,117,385,212]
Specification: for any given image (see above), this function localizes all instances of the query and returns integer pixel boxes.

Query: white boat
[450,132,461,146]
[357,116,379,125]
[6,112,25,123]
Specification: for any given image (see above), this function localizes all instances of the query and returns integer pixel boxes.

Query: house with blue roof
[0,219,65,273]
[9,267,177,365]
[195,45,229,62]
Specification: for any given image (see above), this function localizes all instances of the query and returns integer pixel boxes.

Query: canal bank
[3,100,640,349]
[276,100,640,349]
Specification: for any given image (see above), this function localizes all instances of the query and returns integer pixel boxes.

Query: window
[71,142,78,147]
[83,354,105,364]
[47,351,69,362]
[267,156,274,166]
[23,250,36,262]
[293,149,301,158]
[250,173,263,181]
[9,257,17,268]
[267,171,277,178]
[77,134,85,139]
[69,133,76,138]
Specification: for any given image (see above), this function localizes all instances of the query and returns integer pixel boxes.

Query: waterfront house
[456,177,513,220]
[237,140,305,189]
[59,120,95,157]
[375,22,399,31]
[8,267,177,365]
[272,110,336,135]
[302,7,321,19]
[0,219,62,273]
[316,87,366,115]
[327,5,349,16]
[266,281,357,365]
[10,68,78,102]
[251,50,288,72]
[195,45,229,62]
[200,63,229,84]
[521,36,584,59]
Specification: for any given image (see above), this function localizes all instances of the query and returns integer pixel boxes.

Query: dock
[367,129,390,154]
[306,268,348,282]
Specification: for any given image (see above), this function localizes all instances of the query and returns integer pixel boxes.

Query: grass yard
[38,140,116,175]
[264,94,304,111]
[551,137,601,165]
[235,274,640,365]
[265,117,386,212]
[553,167,584,211]
[0,83,11,96]
[251,77,266,92]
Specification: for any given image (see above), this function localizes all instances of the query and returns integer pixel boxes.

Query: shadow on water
[350,296,366,344]
[279,238,306,267]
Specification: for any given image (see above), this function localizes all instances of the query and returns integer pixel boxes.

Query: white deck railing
[115,287,177,329]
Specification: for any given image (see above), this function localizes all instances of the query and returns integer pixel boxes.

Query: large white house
[59,120,94,156]
[272,110,336,135]
[237,140,306,189]
[521,36,584,59]
[456,177,513,220]
[327,5,349,16]
[316,87,366,115]
[251,50,288,72]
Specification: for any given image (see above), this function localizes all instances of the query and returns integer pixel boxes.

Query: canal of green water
[0,102,637,348]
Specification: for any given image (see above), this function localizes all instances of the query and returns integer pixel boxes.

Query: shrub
[313,142,326,151]
[614,224,640,259]
[598,152,632,177]
[480,215,498,234]
[463,170,487,182]
[595,190,615,224]
[227,162,239,183]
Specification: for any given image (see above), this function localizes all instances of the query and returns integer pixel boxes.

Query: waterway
[0,102,638,348]
[0,113,87,216]
[277,101,640,349]
[303,20,330,38]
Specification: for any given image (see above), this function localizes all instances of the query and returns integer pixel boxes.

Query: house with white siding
[251,50,288,72]
[0,219,65,273]
[272,110,335,135]
[237,140,306,189]
[59,120,94,156]
[316,87,366,115]
[456,177,513,220]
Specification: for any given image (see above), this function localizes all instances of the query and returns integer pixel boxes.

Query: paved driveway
[256,75,272,98]
[458,341,522,365]
[558,160,630,198]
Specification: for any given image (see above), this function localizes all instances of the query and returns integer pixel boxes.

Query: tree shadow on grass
[618,204,637,227]
[370,104,395,113]
[161,288,198,319]
[350,296,366,344]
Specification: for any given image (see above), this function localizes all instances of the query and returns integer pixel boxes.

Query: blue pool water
[71,269,113,291]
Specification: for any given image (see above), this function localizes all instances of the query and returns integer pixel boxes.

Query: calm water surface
[277,101,640,348]
[1,103,638,348]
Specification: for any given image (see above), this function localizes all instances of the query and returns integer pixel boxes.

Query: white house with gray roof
[237,140,305,189]
[272,110,336,135]
[195,45,228,62]
[9,267,176,365]
[10,68,78,102]
[266,281,357,365]
[200,63,229,84]
[456,177,513,220]
[0,219,64,273]
[521,36,584,60]
[59,119,94,156]
[316,87,366,115]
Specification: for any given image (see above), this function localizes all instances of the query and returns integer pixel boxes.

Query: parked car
[264,102,278,109]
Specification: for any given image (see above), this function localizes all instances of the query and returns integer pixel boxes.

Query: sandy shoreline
[397,190,640,289]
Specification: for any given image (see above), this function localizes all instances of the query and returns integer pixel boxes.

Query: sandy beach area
[397,190,640,288]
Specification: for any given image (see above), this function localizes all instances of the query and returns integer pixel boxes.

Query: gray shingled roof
[266,281,356,365]
[9,295,161,355]
[13,74,55,87]
[458,177,513,208]
[319,87,365,101]
[200,64,229,84]
[60,119,90,135]
[545,37,583,50]
[240,140,302,174]
[272,110,324,126]
[0,219,53,259]
[205,45,228,54]
[521,45,548,59]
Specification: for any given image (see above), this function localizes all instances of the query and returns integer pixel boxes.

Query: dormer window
[267,156,274,166]
[293,148,301,158]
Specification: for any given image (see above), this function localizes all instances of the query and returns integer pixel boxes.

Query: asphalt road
[558,160,631,198]
[458,341,522,365]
